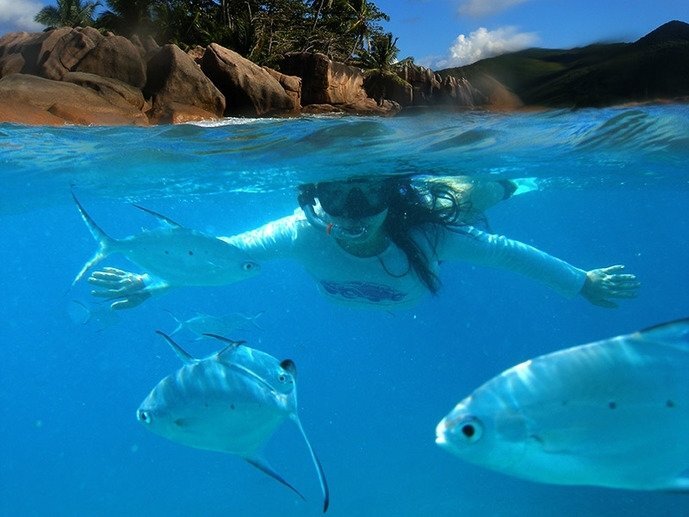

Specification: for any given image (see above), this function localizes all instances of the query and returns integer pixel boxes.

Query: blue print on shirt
[320,280,407,303]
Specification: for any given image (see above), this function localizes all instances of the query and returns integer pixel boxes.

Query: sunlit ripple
[1,105,687,213]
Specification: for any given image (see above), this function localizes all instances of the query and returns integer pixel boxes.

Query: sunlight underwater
[1,105,688,516]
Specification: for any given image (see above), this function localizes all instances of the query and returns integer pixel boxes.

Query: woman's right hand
[88,267,152,310]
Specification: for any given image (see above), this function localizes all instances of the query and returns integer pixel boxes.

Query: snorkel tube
[301,202,368,240]
[298,186,368,240]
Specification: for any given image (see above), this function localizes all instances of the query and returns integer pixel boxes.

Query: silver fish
[72,192,260,286]
[166,310,264,338]
[436,318,689,492]
[67,299,120,330]
[137,331,329,512]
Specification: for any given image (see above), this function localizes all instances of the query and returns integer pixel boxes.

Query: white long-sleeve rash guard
[221,208,587,309]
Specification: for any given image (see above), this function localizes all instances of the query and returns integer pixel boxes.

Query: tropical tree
[309,0,333,33]
[250,0,308,65]
[34,0,101,28]
[97,0,156,37]
[33,0,401,70]
[344,0,388,59]
[151,0,221,47]
[353,32,410,105]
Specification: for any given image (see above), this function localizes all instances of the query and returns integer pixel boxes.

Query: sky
[1,0,687,69]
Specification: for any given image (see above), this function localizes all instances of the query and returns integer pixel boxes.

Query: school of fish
[70,194,689,512]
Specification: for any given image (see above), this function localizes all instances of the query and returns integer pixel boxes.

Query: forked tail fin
[71,192,116,285]
[163,309,185,336]
[293,414,330,513]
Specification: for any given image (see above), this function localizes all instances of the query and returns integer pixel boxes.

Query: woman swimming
[87,175,639,310]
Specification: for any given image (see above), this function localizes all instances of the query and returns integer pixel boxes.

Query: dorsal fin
[132,204,183,228]
[203,333,246,358]
[155,330,196,364]
[638,317,689,348]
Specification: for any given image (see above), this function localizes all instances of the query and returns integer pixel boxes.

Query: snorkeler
[86,176,639,310]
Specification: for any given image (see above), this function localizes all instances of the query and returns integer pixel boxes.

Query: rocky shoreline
[1,21,687,127]
[0,27,490,126]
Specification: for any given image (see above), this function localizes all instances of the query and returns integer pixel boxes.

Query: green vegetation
[352,33,410,105]
[439,21,689,107]
[33,0,393,68]
[34,0,101,28]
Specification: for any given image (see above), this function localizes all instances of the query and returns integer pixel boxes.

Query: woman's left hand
[581,265,640,308]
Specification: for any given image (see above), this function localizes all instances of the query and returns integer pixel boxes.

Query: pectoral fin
[244,456,305,501]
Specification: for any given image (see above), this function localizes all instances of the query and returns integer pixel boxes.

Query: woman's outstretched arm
[439,226,639,307]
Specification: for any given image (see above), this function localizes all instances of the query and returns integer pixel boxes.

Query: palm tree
[353,33,410,105]
[345,0,388,60]
[97,0,156,37]
[34,0,101,28]
[310,0,334,33]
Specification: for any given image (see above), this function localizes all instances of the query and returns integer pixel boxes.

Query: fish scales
[436,318,689,492]
[138,332,329,512]
[71,192,260,286]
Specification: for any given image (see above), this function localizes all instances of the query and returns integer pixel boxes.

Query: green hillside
[438,20,689,108]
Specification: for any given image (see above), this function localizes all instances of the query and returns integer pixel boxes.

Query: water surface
[1,106,688,516]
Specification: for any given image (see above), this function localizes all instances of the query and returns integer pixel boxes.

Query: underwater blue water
[1,106,688,516]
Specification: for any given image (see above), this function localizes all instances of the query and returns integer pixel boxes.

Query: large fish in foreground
[137,331,329,512]
[71,192,260,286]
[436,318,689,492]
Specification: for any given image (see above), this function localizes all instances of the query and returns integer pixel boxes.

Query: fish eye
[242,261,258,271]
[137,410,152,425]
[459,417,483,443]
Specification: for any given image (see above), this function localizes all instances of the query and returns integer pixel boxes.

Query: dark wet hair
[301,176,474,295]
[383,177,472,294]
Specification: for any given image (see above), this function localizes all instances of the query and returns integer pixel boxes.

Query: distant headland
[0,19,687,126]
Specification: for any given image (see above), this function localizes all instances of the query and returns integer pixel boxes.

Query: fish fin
[203,333,246,358]
[660,476,689,493]
[155,330,196,364]
[291,414,330,513]
[163,310,184,335]
[638,317,689,349]
[132,204,183,228]
[71,191,115,285]
[244,457,306,502]
[73,250,108,285]
[249,311,265,331]
[67,299,91,325]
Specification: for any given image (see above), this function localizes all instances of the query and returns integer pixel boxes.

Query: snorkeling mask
[298,179,391,240]
[315,180,390,218]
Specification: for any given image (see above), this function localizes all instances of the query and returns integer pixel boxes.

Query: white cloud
[0,0,44,32]
[434,26,538,68]
[458,0,531,17]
